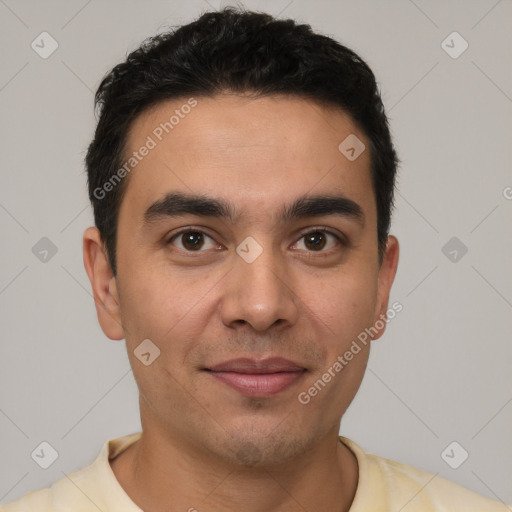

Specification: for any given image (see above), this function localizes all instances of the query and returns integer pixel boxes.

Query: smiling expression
[87,93,398,466]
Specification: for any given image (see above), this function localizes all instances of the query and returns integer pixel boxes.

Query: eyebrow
[143,191,365,227]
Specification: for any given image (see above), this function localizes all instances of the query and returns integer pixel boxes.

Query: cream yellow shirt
[1,432,507,511]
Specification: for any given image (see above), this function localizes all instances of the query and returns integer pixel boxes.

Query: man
[2,7,506,512]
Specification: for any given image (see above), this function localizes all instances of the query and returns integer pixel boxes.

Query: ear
[83,226,124,340]
[371,235,399,341]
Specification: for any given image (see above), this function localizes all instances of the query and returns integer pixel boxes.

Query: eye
[291,230,342,252]
[168,230,220,252]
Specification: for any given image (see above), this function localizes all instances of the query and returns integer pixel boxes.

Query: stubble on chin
[213,422,317,468]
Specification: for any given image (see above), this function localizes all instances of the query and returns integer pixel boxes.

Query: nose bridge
[221,240,299,331]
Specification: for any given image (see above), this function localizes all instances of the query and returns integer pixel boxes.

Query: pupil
[183,232,203,250]
[305,232,326,250]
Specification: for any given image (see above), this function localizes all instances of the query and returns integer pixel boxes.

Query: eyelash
[166,227,347,255]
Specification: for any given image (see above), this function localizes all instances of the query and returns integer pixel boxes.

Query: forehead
[119,93,375,226]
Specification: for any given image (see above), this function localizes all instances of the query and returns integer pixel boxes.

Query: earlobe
[83,226,124,341]
[371,235,400,341]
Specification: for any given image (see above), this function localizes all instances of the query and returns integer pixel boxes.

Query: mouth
[204,357,307,398]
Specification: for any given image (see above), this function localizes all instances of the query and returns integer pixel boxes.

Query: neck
[111,424,358,512]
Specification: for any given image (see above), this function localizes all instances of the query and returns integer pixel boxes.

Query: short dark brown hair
[86,7,398,275]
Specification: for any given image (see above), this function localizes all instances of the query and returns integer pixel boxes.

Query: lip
[205,358,306,398]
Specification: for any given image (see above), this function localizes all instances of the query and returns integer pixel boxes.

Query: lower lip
[208,371,305,397]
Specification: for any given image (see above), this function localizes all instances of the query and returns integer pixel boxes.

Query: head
[84,8,399,467]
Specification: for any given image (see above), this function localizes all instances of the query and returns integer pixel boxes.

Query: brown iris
[182,231,205,250]
[304,231,327,251]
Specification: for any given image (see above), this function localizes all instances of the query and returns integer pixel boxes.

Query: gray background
[1,0,511,507]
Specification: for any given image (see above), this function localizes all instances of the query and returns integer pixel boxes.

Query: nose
[220,246,299,332]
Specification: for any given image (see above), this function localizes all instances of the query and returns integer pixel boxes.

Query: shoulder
[371,454,506,510]
[1,488,53,511]
[0,465,97,511]
[1,433,142,512]
[341,437,508,511]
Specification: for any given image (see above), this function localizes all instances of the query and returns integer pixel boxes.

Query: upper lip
[206,357,306,374]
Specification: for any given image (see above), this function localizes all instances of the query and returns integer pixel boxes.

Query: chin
[209,419,320,468]
[226,436,308,468]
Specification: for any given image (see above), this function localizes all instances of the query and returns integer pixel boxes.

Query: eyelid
[295,225,347,243]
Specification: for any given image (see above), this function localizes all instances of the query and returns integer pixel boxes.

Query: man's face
[87,94,398,466]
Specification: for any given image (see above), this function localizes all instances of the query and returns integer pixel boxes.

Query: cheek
[119,272,212,404]
[305,268,378,344]
[117,265,213,352]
